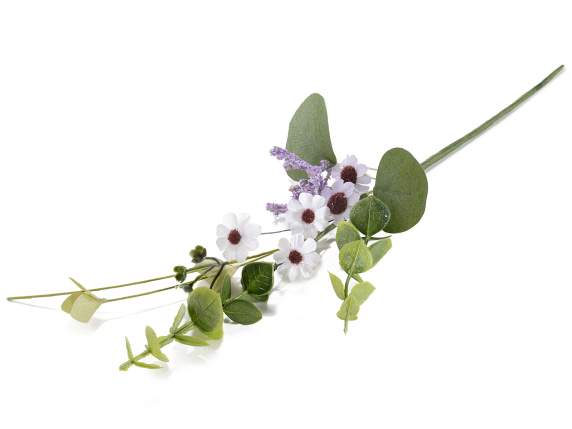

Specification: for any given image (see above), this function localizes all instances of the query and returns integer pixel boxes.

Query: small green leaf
[174,335,209,347]
[220,274,232,303]
[369,239,392,267]
[133,361,162,370]
[339,240,372,274]
[70,293,103,323]
[187,287,224,334]
[349,195,391,238]
[373,147,428,233]
[336,295,359,321]
[61,292,82,313]
[328,272,345,300]
[351,282,375,305]
[223,299,262,325]
[69,277,88,291]
[285,93,337,180]
[170,304,187,333]
[145,326,169,362]
[241,262,274,302]
[125,337,134,360]
[336,221,362,249]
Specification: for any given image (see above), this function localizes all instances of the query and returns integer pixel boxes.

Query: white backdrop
[1,1,571,428]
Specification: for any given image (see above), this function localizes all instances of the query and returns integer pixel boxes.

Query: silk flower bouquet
[7,66,564,371]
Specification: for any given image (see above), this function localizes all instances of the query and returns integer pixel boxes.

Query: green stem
[105,285,177,303]
[421,65,564,171]
[120,320,195,371]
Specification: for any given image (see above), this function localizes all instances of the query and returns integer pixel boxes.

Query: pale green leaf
[369,239,392,267]
[174,335,209,347]
[170,304,187,333]
[61,292,82,314]
[70,293,103,323]
[145,326,169,362]
[336,295,359,321]
[125,337,134,361]
[350,281,375,305]
[373,148,428,233]
[220,274,232,303]
[328,272,345,300]
[133,361,162,370]
[336,221,361,249]
[339,240,372,274]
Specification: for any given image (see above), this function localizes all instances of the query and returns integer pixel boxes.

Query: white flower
[285,192,328,238]
[331,155,371,193]
[216,213,261,262]
[274,234,320,281]
[321,180,360,223]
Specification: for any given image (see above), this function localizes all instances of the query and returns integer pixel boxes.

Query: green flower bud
[190,245,207,263]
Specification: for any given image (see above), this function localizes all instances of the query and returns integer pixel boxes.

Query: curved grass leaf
[339,240,372,275]
[145,326,169,362]
[373,148,428,233]
[187,287,224,333]
[223,299,262,325]
[336,221,361,249]
[328,272,345,300]
[349,195,391,238]
[241,262,274,302]
[286,93,337,180]
[369,239,392,267]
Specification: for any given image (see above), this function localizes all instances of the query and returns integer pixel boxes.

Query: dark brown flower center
[227,229,241,245]
[340,165,358,184]
[288,250,303,264]
[327,192,348,215]
[301,208,315,224]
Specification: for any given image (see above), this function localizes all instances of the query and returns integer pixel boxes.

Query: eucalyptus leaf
[61,292,82,314]
[223,299,262,325]
[174,335,209,347]
[145,326,169,362]
[369,239,392,267]
[339,240,372,275]
[241,262,274,302]
[286,93,337,180]
[373,147,428,233]
[70,293,103,323]
[203,322,224,340]
[328,272,345,300]
[220,274,232,303]
[336,221,361,249]
[187,287,224,334]
[170,304,187,333]
[336,295,359,321]
[349,195,391,238]
[350,282,375,305]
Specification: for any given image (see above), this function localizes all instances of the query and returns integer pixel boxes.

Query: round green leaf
[373,147,428,233]
[223,299,262,325]
[349,195,391,238]
[286,93,337,180]
[336,221,361,249]
[241,262,274,302]
[339,240,373,274]
[187,287,224,333]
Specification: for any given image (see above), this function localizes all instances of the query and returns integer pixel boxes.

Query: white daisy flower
[321,180,360,224]
[274,234,320,281]
[331,155,371,193]
[216,213,261,262]
[285,192,329,238]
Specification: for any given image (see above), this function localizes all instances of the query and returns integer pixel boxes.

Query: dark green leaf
[286,93,337,180]
[145,326,169,362]
[349,195,391,238]
[339,240,372,275]
[174,335,209,347]
[328,272,345,300]
[223,299,262,325]
[336,221,361,249]
[369,239,392,267]
[220,274,232,303]
[373,148,428,233]
[241,262,274,302]
[187,287,224,333]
